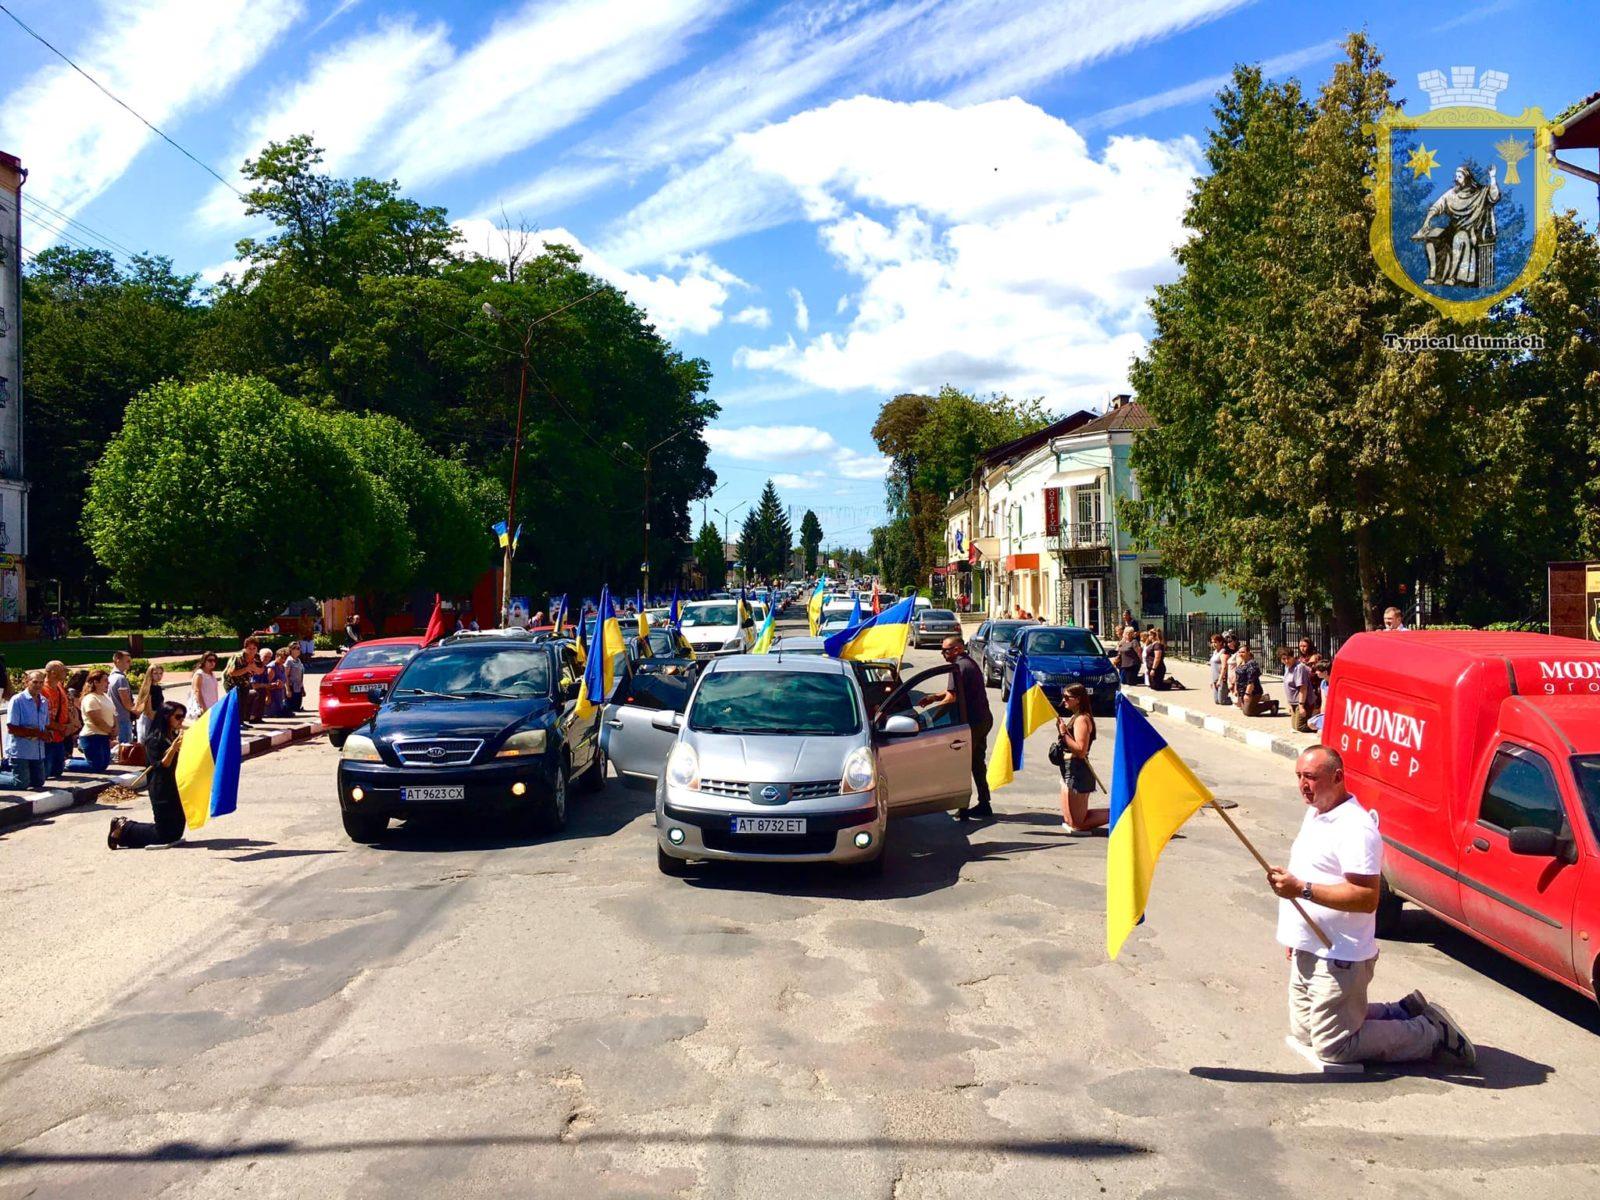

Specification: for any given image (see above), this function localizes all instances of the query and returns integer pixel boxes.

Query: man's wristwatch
[1300,881,1314,901]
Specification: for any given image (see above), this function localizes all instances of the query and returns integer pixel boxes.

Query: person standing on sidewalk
[2,672,51,791]
[925,635,994,821]
[224,637,264,725]
[108,651,136,746]
[187,653,221,721]
[108,701,189,850]
[41,660,71,780]
[1280,646,1314,732]
[1268,746,1475,1067]
[133,664,166,740]
[285,643,306,712]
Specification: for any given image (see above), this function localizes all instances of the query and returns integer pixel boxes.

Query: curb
[0,720,326,834]
[1126,691,1310,761]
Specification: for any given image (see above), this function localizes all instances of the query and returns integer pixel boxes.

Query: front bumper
[656,795,884,864]
[337,757,559,816]
[1033,678,1121,710]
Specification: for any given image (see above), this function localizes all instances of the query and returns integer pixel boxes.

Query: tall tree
[799,509,824,573]
[737,481,792,581]
[694,521,725,590]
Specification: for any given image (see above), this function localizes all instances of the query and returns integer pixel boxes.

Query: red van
[1324,631,1600,1005]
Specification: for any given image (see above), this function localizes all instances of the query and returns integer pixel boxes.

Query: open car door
[872,664,972,818]
[601,659,699,789]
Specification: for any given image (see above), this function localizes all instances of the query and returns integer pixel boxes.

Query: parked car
[911,608,962,649]
[817,611,854,636]
[334,635,603,843]
[968,619,1038,687]
[319,637,424,748]
[1000,625,1120,714]
[605,654,976,876]
[1326,630,1600,1006]
[679,599,752,657]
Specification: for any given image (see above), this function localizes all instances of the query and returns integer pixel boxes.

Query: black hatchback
[335,637,603,842]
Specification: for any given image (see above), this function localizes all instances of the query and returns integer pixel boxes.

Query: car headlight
[342,733,381,762]
[496,728,547,757]
[840,746,875,794]
[722,636,743,650]
[666,742,700,790]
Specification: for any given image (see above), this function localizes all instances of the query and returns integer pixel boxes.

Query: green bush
[153,614,237,639]
[314,633,339,651]
[1483,619,1548,634]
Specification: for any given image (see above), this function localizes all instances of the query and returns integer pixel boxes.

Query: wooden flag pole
[1206,798,1333,950]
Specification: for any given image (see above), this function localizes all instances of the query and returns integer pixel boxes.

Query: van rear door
[1458,739,1582,984]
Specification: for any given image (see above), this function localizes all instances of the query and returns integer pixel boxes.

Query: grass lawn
[0,637,230,671]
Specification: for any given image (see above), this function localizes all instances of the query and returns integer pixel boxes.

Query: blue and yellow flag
[824,595,914,662]
[175,687,242,830]
[1106,695,1213,959]
[806,579,826,636]
[669,586,681,627]
[985,658,1055,791]
[577,585,626,718]
[752,603,777,654]
[848,592,862,626]
[493,520,511,548]
[552,593,569,635]
[636,608,653,656]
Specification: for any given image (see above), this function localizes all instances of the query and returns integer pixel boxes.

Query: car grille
[792,780,842,800]
[698,777,748,799]
[698,778,842,801]
[392,738,484,767]
[701,829,839,855]
[691,641,724,654]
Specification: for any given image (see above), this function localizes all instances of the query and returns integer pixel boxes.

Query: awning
[972,536,1000,559]
[1004,553,1040,571]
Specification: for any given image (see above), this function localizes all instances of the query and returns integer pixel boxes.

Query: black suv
[335,636,603,842]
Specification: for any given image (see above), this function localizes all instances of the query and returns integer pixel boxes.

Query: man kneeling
[1268,746,1475,1067]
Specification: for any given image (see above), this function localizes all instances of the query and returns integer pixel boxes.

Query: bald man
[1267,746,1475,1068]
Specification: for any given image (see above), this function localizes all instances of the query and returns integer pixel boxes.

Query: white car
[679,599,753,657]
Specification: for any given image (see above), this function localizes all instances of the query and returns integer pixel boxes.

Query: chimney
[1110,393,1132,410]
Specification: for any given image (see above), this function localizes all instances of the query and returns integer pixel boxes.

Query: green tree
[799,509,824,574]
[738,481,792,581]
[83,375,382,628]
[694,521,725,590]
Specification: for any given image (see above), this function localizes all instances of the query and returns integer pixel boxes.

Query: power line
[0,1,243,197]
[25,194,140,259]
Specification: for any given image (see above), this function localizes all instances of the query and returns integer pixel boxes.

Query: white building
[0,151,28,630]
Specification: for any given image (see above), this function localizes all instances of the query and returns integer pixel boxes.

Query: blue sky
[5,0,1596,548]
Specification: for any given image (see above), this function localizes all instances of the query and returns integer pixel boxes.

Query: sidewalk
[1121,654,1320,762]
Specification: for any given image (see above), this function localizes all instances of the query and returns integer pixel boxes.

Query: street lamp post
[714,501,747,591]
[482,302,533,626]
[621,427,689,604]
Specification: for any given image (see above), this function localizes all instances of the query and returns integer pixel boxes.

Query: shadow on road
[371,779,653,853]
[0,1129,1148,1167]
[1191,1039,1553,1090]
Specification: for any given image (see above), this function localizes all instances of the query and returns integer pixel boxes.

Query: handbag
[114,741,148,767]
[1047,740,1066,768]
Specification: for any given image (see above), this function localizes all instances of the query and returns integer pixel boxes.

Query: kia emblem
[427,746,446,760]
[760,785,780,801]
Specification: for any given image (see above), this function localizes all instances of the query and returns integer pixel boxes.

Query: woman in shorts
[1057,683,1108,834]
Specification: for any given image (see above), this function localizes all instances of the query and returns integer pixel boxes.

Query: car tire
[342,808,388,843]
[535,761,569,833]
[657,845,689,876]
[327,728,349,749]
[578,743,606,793]
[1375,876,1404,937]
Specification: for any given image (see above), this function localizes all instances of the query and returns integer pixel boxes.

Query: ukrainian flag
[636,607,653,657]
[176,687,242,830]
[985,658,1055,791]
[493,520,511,548]
[669,586,681,627]
[577,585,626,718]
[752,603,777,653]
[806,579,826,636]
[848,592,862,626]
[824,595,914,661]
[1106,695,1214,959]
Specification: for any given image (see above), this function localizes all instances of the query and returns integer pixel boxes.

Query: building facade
[941,397,1236,634]
[0,152,27,631]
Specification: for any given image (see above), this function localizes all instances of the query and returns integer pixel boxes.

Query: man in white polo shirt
[1267,746,1475,1066]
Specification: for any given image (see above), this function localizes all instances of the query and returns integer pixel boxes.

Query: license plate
[731,816,807,834]
[403,785,465,802]
[350,682,387,695]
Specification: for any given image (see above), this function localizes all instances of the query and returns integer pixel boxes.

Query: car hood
[681,624,741,638]
[686,730,863,781]
[371,696,551,740]
[1025,654,1114,676]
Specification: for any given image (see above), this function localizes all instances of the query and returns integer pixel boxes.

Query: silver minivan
[601,654,978,875]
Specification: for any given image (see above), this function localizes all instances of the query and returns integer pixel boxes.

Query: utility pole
[482,302,532,625]
[622,428,689,604]
[715,501,747,591]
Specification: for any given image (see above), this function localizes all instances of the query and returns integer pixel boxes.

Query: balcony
[1052,521,1111,568]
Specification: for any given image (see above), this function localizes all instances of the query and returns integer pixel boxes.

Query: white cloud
[479,161,630,224]
[453,218,744,338]
[788,288,810,333]
[5,0,304,235]
[705,425,839,460]
[310,0,363,36]
[835,447,890,481]
[196,18,450,229]
[772,472,826,491]
[1078,38,1339,132]
[378,0,729,187]
[732,306,772,329]
[713,96,1203,403]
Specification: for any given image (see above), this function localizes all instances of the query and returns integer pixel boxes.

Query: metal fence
[1160,613,1350,664]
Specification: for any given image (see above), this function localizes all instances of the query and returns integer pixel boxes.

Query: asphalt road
[3,616,1599,1198]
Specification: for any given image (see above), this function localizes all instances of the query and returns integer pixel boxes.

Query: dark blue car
[1000,625,1121,715]
[335,636,603,842]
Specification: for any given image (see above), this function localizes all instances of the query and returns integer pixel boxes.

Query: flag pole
[1205,798,1332,950]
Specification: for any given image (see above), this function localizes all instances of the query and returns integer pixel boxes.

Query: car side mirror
[651,710,684,732]
[879,714,920,737]
[1507,826,1576,863]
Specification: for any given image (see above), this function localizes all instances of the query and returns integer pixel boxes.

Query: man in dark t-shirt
[920,635,995,820]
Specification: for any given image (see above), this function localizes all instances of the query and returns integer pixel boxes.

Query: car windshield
[1022,629,1103,656]
[645,628,680,656]
[392,647,550,699]
[988,623,1027,645]
[1572,756,1600,840]
[337,643,417,670]
[682,603,738,627]
[690,669,860,735]
[924,610,956,621]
